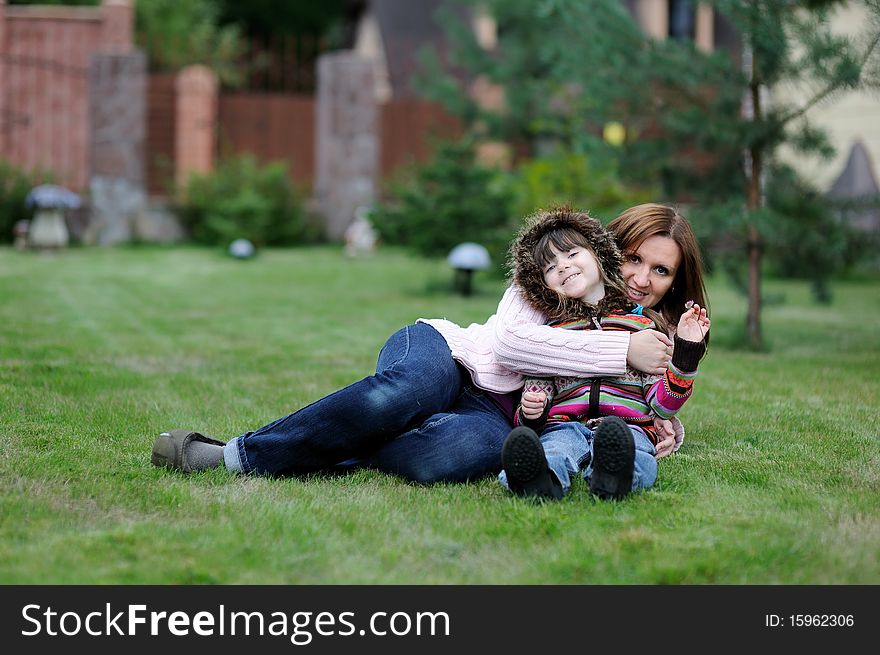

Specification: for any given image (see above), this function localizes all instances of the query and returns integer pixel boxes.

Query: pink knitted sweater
[420,285,686,451]
[419,285,630,394]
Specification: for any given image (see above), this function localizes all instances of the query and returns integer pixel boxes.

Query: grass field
[1,245,878,584]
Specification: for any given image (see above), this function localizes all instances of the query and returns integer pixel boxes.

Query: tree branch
[778,30,880,125]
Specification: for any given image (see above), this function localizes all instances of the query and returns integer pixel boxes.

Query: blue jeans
[223,323,513,483]
[498,421,658,495]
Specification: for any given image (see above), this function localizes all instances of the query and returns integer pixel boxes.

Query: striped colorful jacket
[515,310,706,444]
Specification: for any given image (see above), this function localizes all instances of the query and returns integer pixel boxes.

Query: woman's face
[621,235,682,308]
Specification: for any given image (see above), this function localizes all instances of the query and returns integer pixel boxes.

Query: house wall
[632,0,714,51]
[0,0,135,192]
[774,3,880,192]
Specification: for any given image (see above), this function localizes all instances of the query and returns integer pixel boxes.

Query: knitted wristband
[671,334,707,372]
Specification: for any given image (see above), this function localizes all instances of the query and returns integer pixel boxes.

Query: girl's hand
[520,391,547,420]
[676,303,710,342]
[653,417,676,460]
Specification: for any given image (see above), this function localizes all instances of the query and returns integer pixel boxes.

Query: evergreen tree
[714,0,879,347]
[417,0,651,159]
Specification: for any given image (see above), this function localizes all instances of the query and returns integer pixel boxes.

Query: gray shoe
[151,430,226,473]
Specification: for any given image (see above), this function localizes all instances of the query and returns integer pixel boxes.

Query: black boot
[589,417,635,500]
[501,427,563,500]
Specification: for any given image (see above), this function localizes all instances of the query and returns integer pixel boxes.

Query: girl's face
[621,236,682,308]
[542,246,605,304]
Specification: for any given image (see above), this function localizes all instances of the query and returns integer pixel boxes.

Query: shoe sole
[502,427,563,500]
[589,417,635,500]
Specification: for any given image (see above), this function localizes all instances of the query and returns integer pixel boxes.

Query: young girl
[498,207,710,500]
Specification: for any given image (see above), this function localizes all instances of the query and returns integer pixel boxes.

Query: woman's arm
[650,305,709,457]
[644,335,706,419]
[491,286,671,377]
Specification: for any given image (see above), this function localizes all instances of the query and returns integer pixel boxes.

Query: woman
[151,204,703,481]
[607,203,709,458]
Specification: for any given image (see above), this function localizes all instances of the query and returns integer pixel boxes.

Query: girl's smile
[543,247,605,304]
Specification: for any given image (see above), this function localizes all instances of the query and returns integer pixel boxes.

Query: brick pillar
[91,52,146,185]
[87,51,146,245]
[315,52,378,240]
[101,0,133,51]
[0,0,6,158]
[174,65,217,190]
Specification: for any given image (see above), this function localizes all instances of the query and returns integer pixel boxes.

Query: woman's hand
[627,329,673,375]
[520,391,547,420]
[677,303,710,342]
[653,417,676,459]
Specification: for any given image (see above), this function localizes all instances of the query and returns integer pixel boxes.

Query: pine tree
[716,0,880,347]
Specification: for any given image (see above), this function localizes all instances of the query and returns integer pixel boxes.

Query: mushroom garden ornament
[25,184,82,249]
[447,242,491,296]
[229,238,256,259]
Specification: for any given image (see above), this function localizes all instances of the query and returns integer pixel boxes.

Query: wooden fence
[217,93,316,186]
[146,79,462,196]
[379,98,461,179]
[146,74,177,196]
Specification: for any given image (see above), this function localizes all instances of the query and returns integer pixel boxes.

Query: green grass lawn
[1,245,878,584]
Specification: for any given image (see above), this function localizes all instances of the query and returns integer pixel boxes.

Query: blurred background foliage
[397,0,880,313]
[177,155,320,248]
[134,0,245,86]
[0,160,40,244]
[369,140,515,273]
[5,0,879,311]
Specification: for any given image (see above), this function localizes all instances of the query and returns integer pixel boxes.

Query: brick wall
[0,0,135,192]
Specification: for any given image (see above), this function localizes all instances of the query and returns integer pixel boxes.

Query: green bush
[370,140,516,272]
[179,155,317,247]
[509,149,658,221]
[0,159,40,244]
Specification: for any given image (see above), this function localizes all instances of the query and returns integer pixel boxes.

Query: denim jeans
[223,323,512,483]
[498,421,658,495]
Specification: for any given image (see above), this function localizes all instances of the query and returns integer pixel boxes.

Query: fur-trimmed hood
[509,207,630,322]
